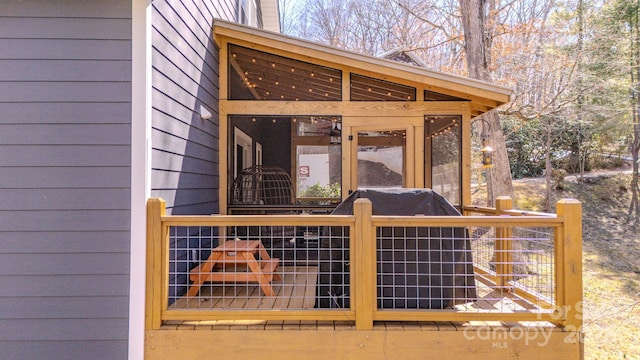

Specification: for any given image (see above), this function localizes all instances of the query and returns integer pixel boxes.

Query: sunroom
[145,20,583,359]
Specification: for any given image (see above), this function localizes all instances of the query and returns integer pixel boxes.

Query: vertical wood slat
[146,198,166,330]
[494,197,513,288]
[556,199,583,329]
[353,198,374,330]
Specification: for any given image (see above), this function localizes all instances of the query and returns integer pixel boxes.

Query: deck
[145,198,583,359]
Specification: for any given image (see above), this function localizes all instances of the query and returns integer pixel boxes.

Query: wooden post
[495,196,513,288]
[146,198,166,330]
[556,199,583,329]
[353,198,374,330]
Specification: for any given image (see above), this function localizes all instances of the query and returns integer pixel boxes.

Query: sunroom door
[349,125,415,192]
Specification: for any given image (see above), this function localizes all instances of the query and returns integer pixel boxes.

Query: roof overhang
[213,19,512,117]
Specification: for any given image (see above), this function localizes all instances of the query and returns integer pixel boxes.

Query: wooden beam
[146,328,583,360]
[221,100,471,118]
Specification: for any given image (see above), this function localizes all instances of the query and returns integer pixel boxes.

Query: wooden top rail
[160,214,355,227]
[159,214,561,228]
[372,215,563,227]
[461,205,557,217]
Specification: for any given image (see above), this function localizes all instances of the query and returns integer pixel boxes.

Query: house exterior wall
[0,1,133,358]
[151,0,238,215]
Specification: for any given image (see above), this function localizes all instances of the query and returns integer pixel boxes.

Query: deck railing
[145,196,582,332]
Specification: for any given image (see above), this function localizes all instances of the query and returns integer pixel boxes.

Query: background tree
[459,0,514,205]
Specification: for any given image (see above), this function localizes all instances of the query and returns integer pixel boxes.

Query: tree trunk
[629,0,640,225]
[545,119,553,212]
[459,0,514,206]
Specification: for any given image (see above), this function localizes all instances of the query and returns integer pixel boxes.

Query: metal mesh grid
[376,226,477,309]
[168,224,350,310]
[166,223,556,314]
[467,224,556,311]
[511,226,555,304]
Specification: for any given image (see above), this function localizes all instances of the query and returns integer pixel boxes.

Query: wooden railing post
[495,196,513,288]
[353,198,374,330]
[555,199,583,329]
[146,198,166,330]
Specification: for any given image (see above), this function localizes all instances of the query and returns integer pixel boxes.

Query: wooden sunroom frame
[214,20,512,213]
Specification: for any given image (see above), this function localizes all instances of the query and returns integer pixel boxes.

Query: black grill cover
[316,188,477,309]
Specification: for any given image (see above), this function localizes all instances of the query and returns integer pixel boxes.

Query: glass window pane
[297,145,341,204]
[357,131,405,188]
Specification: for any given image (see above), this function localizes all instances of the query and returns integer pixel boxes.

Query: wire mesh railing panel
[376,226,476,309]
[375,224,557,313]
[167,224,350,310]
[511,226,555,306]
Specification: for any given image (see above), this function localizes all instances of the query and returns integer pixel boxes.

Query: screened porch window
[350,73,416,101]
[228,115,341,206]
[427,115,462,205]
[228,44,342,101]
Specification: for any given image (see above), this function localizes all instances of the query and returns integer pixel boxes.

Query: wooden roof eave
[213,19,512,112]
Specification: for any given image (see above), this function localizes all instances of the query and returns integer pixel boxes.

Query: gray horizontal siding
[0,341,127,359]
[0,319,126,341]
[0,103,132,124]
[0,81,131,102]
[0,145,130,166]
[0,39,132,60]
[0,124,131,145]
[152,149,218,174]
[2,231,130,254]
[0,1,132,358]
[0,0,130,18]
[0,60,131,82]
[0,296,129,319]
[0,188,130,210]
[151,170,218,190]
[0,17,131,39]
[0,253,130,276]
[151,0,236,215]
[0,274,130,297]
[0,210,130,232]
[0,167,130,188]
